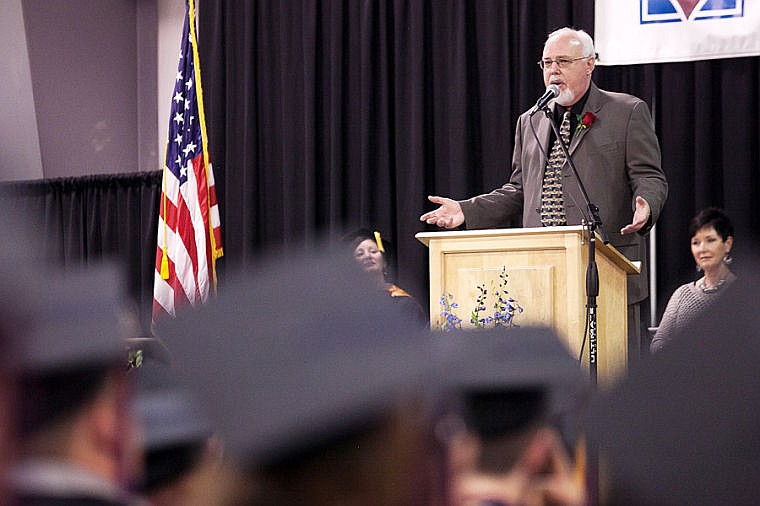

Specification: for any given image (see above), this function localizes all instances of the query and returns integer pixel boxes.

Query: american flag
[153,0,222,321]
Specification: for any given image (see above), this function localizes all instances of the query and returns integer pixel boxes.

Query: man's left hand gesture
[620,196,651,235]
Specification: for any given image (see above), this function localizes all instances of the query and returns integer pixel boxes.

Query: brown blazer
[459,82,668,303]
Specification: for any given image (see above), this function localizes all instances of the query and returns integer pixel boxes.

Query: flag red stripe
[174,191,201,297]
[153,244,192,319]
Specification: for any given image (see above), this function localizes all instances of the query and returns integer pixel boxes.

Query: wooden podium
[416,226,640,386]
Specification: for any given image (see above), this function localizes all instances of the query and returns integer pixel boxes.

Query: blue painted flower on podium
[438,266,523,332]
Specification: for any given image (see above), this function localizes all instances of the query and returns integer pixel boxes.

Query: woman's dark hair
[688,207,734,242]
[342,229,389,259]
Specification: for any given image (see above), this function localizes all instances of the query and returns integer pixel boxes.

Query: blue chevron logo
[641,0,744,24]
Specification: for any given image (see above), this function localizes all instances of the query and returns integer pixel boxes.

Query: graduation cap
[590,257,760,505]
[132,357,212,493]
[133,358,211,450]
[5,264,132,435]
[341,228,390,253]
[5,265,130,375]
[158,246,447,466]
[0,202,131,434]
[341,227,396,274]
[442,327,587,438]
[446,326,584,391]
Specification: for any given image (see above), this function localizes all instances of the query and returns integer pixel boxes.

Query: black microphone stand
[541,105,609,506]
[540,105,609,388]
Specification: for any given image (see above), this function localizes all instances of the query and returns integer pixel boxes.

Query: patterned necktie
[540,110,571,226]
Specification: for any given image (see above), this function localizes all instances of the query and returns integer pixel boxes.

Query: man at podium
[420,27,667,358]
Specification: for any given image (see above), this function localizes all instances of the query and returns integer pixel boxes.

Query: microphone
[530,84,560,116]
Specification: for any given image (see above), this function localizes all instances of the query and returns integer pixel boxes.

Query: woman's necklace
[697,277,727,294]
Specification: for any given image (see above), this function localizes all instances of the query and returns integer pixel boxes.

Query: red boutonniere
[577,112,596,130]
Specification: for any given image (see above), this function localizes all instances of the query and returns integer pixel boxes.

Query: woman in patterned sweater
[650,208,735,353]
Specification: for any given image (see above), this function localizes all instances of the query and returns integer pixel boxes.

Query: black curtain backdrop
[3,1,758,335]
[0,172,161,333]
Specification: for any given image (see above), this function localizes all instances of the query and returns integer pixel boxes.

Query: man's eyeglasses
[537,56,591,70]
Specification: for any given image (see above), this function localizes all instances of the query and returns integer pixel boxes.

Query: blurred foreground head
[5,264,137,504]
[0,193,139,506]
[131,352,216,506]
[591,254,760,506]
[159,246,450,506]
[440,327,588,506]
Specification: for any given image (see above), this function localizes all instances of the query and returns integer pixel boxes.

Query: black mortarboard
[6,264,132,435]
[133,358,211,450]
[590,258,760,506]
[0,202,131,435]
[341,227,395,267]
[446,326,583,391]
[442,327,587,437]
[341,228,390,253]
[132,357,212,493]
[158,246,446,466]
[6,265,130,375]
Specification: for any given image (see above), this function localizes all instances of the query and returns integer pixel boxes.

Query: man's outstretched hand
[420,196,465,229]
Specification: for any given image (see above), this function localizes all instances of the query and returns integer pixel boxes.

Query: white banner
[594,0,760,65]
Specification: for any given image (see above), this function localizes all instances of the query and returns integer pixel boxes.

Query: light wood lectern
[416,226,640,386]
